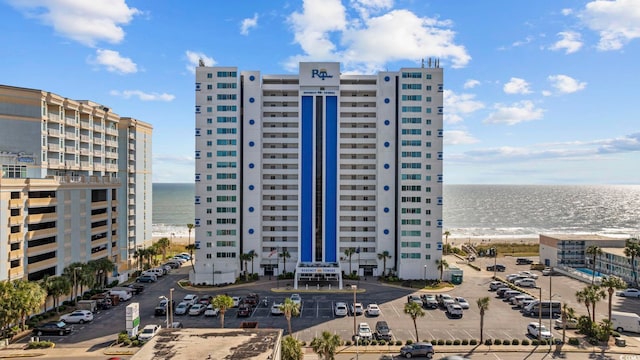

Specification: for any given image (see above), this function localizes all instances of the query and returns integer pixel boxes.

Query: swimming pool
[576,267,604,277]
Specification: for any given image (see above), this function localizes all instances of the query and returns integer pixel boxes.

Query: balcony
[27,257,57,273]
[26,227,57,240]
[93,164,105,171]
[9,232,23,242]
[90,225,109,234]
[94,138,104,145]
[26,213,57,224]
[128,165,135,172]
[93,151,104,157]
[47,143,60,151]
[64,160,76,167]
[65,132,78,140]
[80,148,90,155]
[80,134,90,142]
[90,249,108,260]
[105,140,118,147]
[27,241,57,255]
[80,161,91,168]
[47,158,60,166]
[91,212,109,222]
[93,125,103,132]
[80,121,91,129]
[106,164,118,171]
[65,117,76,126]
[128,199,135,205]
[106,128,118,136]
[129,133,135,139]
[27,198,57,207]
[48,114,61,123]
[9,267,23,280]
[91,200,108,209]
[9,199,23,208]
[65,146,76,153]
[8,215,23,226]
[47,129,60,137]
[105,151,118,159]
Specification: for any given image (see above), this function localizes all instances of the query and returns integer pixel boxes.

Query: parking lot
[30,254,640,348]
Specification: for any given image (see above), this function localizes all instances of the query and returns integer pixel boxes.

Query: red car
[237,304,251,317]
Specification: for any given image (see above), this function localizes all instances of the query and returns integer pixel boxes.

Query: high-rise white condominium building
[193,62,443,287]
[0,85,152,282]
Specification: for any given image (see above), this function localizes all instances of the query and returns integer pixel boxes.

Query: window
[402,83,421,90]
[402,106,422,112]
[207,73,212,78]
[426,74,432,80]
[217,71,237,77]
[402,72,422,79]
[217,83,237,89]
[207,84,213,90]
[401,95,422,101]
[2,165,26,179]
[217,105,237,111]
[206,96,213,101]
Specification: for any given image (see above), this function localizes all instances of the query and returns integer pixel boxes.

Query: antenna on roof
[421,58,425,68]
[198,58,205,67]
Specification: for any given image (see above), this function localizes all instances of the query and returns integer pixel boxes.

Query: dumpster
[110,294,120,306]
[451,273,463,285]
[615,338,626,347]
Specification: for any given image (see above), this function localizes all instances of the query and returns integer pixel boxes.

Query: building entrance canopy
[294,262,343,289]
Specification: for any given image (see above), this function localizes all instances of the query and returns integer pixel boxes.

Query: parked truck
[611,311,640,333]
[76,300,97,313]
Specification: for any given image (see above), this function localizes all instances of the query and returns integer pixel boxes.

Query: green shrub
[461,339,468,345]
[345,340,352,346]
[378,340,386,346]
[511,339,519,345]
[568,338,580,346]
[124,339,132,346]
[484,339,492,346]
[370,340,378,345]
[445,339,452,345]
[611,331,621,338]
[453,339,461,345]
[132,340,140,347]
[430,339,436,345]
[117,333,129,344]
[27,340,55,349]
[405,339,413,345]
[493,339,502,345]
[521,339,529,346]
[502,339,511,345]
[531,340,539,346]
[469,339,478,345]
[395,340,403,346]
[437,339,444,345]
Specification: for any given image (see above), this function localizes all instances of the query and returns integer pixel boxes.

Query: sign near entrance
[126,302,140,337]
[298,267,339,274]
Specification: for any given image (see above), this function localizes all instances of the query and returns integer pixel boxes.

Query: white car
[183,294,200,306]
[519,271,539,280]
[365,304,380,316]
[138,324,161,342]
[527,322,552,340]
[231,296,242,307]
[290,294,302,306]
[350,302,364,316]
[271,302,284,316]
[204,304,219,317]
[188,303,206,316]
[554,318,579,329]
[454,297,469,309]
[174,302,190,315]
[334,302,348,317]
[616,288,640,298]
[357,322,373,340]
[60,310,94,324]
[446,304,464,318]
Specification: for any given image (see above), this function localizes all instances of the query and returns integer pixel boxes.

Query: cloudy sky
[1,0,639,184]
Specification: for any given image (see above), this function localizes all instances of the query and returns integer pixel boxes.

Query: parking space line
[316,302,319,318]
[462,329,474,339]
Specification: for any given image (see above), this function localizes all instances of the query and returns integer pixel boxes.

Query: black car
[136,275,156,283]
[486,264,506,272]
[516,258,534,265]
[127,283,145,295]
[155,299,176,316]
[33,321,73,336]
[374,320,392,341]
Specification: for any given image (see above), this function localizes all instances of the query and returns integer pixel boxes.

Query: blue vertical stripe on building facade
[324,96,337,262]
[301,96,314,262]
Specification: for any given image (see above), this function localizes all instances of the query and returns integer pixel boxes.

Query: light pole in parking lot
[169,288,174,327]
[549,267,553,350]
[352,284,358,338]
[492,248,497,279]
[535,286,542,341]
[424,265,428,288]
[354,335,360,360]
[159,295,170,328]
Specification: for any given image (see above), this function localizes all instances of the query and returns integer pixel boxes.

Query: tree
[436,258,449,282]
[279,249,291,274]
[62,262,85,303]
[576,285,606,323]
[42,276,71,313]
[586,245,603,285]
[575,287,592,320]
[624,238,640,287]
[443,231,451,255]
[187,223,196,273]
[240,253,253,281]
[310,330,342,360]
[210,295,234,328]
[600,276,627,325]
[156,237,170,260]
[88,258,115,289]
[476,296,490,343]
[377,251,392,277]
[13,280,46,330]
[403,301,425,341]
[279,298,301,336]
[560,303,576,344]
[248,250,258,275]
[282,335,304,360]
[344,248,356,274]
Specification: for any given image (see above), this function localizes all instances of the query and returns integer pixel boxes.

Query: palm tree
[436,258,449,282]
[279,298,301,336]
[43,276,71,313]
[577,285,606,323]
[403,301,425,341]
[248,250,258,275]
[476,296,490,343]
[575,287,592,320]
[560,303,576,344]
[156,237,170,260]
[62,262,85,303]
[344,248,356,274]
[310,330,342,360]
[210,294,234,328]
[187,223,196,273]
[443,230,451,255]
[13,280,46,330]
[377,250,392,277]
[586,245,603,285]
[88,258,115,288]
[240,253,252,281]
[624,238,640,287]
[279,249,291,274]
[282,335,304,360]
[600,276,627,325]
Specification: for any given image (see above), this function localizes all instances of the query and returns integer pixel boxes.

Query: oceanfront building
[0,85,152,282]
[193,62,444,287]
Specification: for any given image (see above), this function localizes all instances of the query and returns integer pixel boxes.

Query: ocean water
[152,183,640,239]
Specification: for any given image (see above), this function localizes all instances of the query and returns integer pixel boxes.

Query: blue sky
[1,0,639,185]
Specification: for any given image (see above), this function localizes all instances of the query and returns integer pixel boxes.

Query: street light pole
[159,296,169,328]
[493,248,497,279]
[169,288,174,327]
[353,285,358,337]
[550,267,553,350]
[424,265,428,288]
[536,286,542,341]
[211,263,215,286]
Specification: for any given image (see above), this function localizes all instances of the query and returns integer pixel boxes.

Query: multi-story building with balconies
[0,85,152,282]
[193,62,444,288]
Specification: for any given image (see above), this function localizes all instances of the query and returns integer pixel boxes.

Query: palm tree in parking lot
[310,330,342,360]
[560,303,576,344]
[436,258,449,282]
[403,301,425,341]
[210,294,234,328]
[624,238,640,287]
[586,245,602,285]
[600,276,627,325]
[279,298,301,336]
[476,296,490,343]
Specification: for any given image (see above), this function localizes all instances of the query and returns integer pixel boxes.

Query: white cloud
[351,0,393,18]
[444,130,479,145]
[110,90,175,102]
[463,79,480,89]
[561,8,574,16]
[286,0,470,71]
[512,36,534,47]
[580,0,640,51]
[444,90,484,124]
[484,100,544,125]
[240,13,258,35]
[549,31,583,54]
[7,0,139,46]
[503,77,532,94]
[93,49,137,74]
[541,90,552,97]
[185,51,216,73]
[548,74,587,93]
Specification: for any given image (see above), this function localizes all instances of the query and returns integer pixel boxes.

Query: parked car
[374,320,392,341]
[437,294,454,308]
[527,322,552,339]
[271,302,284,316]
[290,293,302,306]
[446,304,463,318]
[454,297,469,309]
[400,342,435,358]
[127,283,145,294]
[407,295,423,305]
[183,294,200,306]
[515,278,537,288]
[334,302,348,317]
[350,302,364,316]
[33,321,73,336]
[204,304,220,317]
[496,287,511,297]
[511,295,534,307]
[489,281,505,291]
[518,271,539,280]
[421,294,438,309]
[174,302,189,315]
[231,296,242,307]
[155,299,176,316]
[516,258,534,265]
[542,268,557,276]
[554,318,579,329]
[136,275,156,283]
[357,322,372,340]
[138,324,161,342]
[486,264,506,272]
[237,303,252,317]
[616,288,640,297]
[59,310,93,324]
[188,303,206,316]
[365,303,380,316]
[169,321,184,329]
[244,293,260,307]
